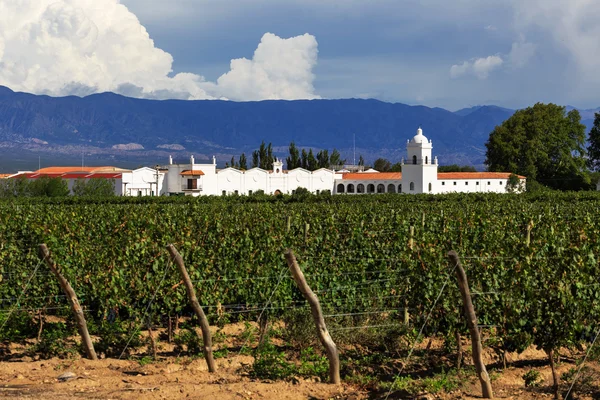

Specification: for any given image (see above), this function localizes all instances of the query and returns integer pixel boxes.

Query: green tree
[73,178,116,197]
[358,155,365,167]
[373,158,392,172]
[252,151,259,168]
[28,177,70,197]
[316,149,329,169]
[301,149,308,169]
[485,103,590,190]
[390,162,402,172]
[587,112,600,171]
[438,164,477,172]
[239,153,248,170]
[329,149,345,168]
[286,142,301,170]
[307,149,318,171]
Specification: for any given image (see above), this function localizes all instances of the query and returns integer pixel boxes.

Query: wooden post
[167,244,216,372]
[284,249,340,384]
[409,225,415,250]
[38,244,97,360]
[304,223,310,243]
[286,216,291,233]
[422,212,425,229]
[447,250,493,399]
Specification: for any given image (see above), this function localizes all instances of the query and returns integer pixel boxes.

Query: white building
[333,128,525,194]
[164,155,336,196]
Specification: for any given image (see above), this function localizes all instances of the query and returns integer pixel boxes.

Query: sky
[0,0,599,110]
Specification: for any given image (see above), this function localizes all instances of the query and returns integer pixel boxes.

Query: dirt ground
[0,323,598,399]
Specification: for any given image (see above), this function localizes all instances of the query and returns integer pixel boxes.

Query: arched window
[367,184,375,193]
[387,184,396,193]
[357,183,365,193]
[347,184,355,193]
[377,184,385,193]
[412,155,417,165]
[337,183,345,193]
[410,182,415,191]
[399,184,402,193]
[425,156,428,164]
[428,182,432,192]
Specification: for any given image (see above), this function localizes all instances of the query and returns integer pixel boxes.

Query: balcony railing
[182,185,202,191]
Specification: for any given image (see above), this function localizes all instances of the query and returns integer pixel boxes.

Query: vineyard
[1,192,600,399]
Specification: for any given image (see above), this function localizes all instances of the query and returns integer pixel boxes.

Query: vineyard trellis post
[284,249,340,384]
[167,244,216,373]
[38,244,97,361]
[304,223,310,243]
[447,250,493,399]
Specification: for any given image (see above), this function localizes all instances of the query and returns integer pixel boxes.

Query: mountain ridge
[0,86,595,171]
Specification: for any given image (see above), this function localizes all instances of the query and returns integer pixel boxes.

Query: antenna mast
[353,133,356,166]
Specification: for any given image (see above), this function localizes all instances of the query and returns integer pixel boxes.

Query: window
[292,190,296,195]
[357,184,365,193]
[453,182,457,186]
[488,181,491,185]
[347,184,355,193]
[413,155,417,165]
[276,168,280,173]
[187,178,197,190]
[476,182,479,186]
[428,183,432,192]
[316,190,320,195]
[377,184,385,193]
[398,184,402,193]
[465,182,468,185]
[337,184,345,193]
[137,191,142,197]
[442,181,445,186]
[387,184,396,193]
[234,190,239,195]
[499,181,503,185]
[410,182,414,191]
[367,184,375,193]
[425,156,428,164]
[248,190,253,196]
[222,190,226,196]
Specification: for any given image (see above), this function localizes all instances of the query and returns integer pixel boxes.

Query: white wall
[122,167,166,196]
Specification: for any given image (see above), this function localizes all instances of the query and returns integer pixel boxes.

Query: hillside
[0,86,539,170]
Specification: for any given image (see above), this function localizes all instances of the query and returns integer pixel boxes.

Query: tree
[329,149,345,168]
[373,158,392,172]
[252,151,259,168]
[28,177,70,197]
[391,162,402,172]
[73,178,115,197]
[301,149,308,169]
[587,112,600,171]
[307,149,318,171]
[485,103,590,190]
[316,149,329,169]
[438,164,477,172]
[286,142,301,170]
[239,153,248,170]
[358,155,365,166]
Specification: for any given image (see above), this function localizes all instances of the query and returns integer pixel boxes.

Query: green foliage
[298,347,329,380]
[587,112,600,171]
[174,328,202,355]
[438,164,477,172]
[72,178,115,197]
[373,158,392,172]
[251,340,295,380]
[485,103,590,190]
[523,369,543,388]
[31,322,77,359]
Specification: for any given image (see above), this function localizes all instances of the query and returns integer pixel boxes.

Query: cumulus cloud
[508,37,536,69]
[450,55,503,79]
[0,0,319,101]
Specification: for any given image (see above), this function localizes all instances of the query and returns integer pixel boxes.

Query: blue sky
[1,0,598,110]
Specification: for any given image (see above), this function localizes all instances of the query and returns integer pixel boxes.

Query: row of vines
[1,192,600,394]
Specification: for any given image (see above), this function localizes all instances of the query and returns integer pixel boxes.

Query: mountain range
[0,86,596,172]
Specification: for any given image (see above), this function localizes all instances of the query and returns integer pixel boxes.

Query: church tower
[401,127,438,193]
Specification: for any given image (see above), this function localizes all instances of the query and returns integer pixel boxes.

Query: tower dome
[410,127,428,144]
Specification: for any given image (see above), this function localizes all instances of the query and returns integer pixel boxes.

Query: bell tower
[401,127,438,193]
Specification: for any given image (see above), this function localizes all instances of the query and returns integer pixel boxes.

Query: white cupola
[401,127,437,194]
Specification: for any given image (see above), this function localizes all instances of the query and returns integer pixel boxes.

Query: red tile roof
[437,172,525,180]
[180,169,205,176]
[36,166,128,174]
[0,174,11,179]
[12,172,122,179]
[342,172,402,180]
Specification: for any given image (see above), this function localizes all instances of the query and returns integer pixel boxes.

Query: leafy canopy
[485,102,590,190]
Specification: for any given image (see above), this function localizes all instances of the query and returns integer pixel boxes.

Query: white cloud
[450,55,503,80]
[508,37,536,68]
[0,0,319,101]
[216,33,319,101]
